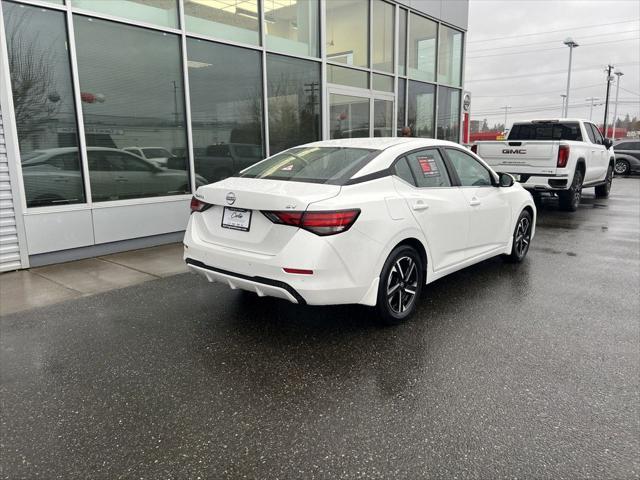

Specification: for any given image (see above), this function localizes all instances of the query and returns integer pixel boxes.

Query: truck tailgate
[477,141,559,174]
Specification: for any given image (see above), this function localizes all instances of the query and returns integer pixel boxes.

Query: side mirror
[603,138,613,149]
[498,172,515,187]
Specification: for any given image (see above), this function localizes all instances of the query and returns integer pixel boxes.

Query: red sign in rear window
[416,156,438,176]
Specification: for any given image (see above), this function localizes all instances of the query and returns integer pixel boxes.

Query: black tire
[614,159,630,176]
[595,165,613,198]
[375,245,424,325]
[502,210,533,263]
[558,169,583,212]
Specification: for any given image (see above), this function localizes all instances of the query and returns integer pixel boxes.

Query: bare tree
[5,8,61,142]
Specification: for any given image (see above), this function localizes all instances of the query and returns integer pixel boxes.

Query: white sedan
[184,138,536,324]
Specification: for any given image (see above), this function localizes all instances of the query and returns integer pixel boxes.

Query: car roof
[298,137,458,151]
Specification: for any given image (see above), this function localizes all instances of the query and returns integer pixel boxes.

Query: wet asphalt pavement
[1,178,639,479]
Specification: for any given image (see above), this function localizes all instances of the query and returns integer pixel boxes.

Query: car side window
[393,157,416,185]
[446,148,493,187]
[585,124,597,143]
[118,154,154,172]
[404,149,451,188]
[589,124,604,145]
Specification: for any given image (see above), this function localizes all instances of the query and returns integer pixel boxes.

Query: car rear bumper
[515,173,572,191]
[183,218,379,306]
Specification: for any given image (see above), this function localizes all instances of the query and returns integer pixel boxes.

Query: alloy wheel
[614,160,629,175]
[386,256,419,314]
[514,216,531,258]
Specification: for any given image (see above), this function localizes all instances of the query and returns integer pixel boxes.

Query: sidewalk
[0,243,187,316]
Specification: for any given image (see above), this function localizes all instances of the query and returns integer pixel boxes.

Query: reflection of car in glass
[21,147,205,206]
[194,143,263,183]
[613,140,640,175]
[123,146,176,167]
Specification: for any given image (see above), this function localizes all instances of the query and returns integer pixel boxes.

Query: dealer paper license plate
[221,207,252,232]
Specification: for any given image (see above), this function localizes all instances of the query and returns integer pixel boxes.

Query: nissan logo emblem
[226,192,236,205]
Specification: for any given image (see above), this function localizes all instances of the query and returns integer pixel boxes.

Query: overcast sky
[465,0,640,128]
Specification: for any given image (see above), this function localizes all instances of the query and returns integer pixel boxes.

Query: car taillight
[263,209,360,236]
[470,144,478,154]
[190,197,211,213]
[557,145,570,168]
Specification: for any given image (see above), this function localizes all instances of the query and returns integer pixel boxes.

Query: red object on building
[80,92,96,103]
[469,131,503,143]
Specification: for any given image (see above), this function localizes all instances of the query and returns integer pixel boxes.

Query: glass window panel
[184,0,260,46]
[397,78,407,135]
[438,25,463,86]
[187,38,264,183]
[372,74,393,92]
[329,94,370,139]
[71,0,178,28]
[405,149,451,188]
[267,55,321,154]
[327,65,368,89]
[74,16,189,202]
[265,0,319,57]
[394,157,415,185]
[372,0,394,73]
[398,8,407,76]
[407,81,435,138]
[373,99,393,137]
[408,13,437,82]
[446,148,492,186]
[437,86,461,142]
[326,0,368,68]
[3,2,85,208]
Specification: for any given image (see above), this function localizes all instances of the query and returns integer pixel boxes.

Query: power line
[620,86,640,97]
[473,83,603,98]
[467,19,639,44]
[467,29,640,54]
[468,37,640,60]
[465,61,640,83]
[472,100,640,116]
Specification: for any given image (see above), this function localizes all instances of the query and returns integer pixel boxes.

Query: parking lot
[1,178,638,479]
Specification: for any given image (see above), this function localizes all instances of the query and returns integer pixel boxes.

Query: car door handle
[412,201,429,211]
[469,198,481,207]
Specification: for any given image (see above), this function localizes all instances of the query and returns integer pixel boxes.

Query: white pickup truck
[472,119,615,211]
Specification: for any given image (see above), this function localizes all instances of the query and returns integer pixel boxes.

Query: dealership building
[0,0,467,272]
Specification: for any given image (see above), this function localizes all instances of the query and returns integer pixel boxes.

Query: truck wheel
[595,165,613,198]
[558,169,583,212]
[614,159,630,176]
[502,209,533,263]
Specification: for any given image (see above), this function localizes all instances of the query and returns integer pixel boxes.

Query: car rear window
[508,122,582,141]
[238,147,379,185]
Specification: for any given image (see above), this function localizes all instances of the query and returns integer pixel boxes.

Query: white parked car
[184,138,536,324]
[123,147,175,167]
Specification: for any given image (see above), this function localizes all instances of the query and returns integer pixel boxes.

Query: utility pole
[585,97,600,121]
[563,38,579,117]
[603,64,614,137]
[560,94,567,117]
[611,70,624,140]
[501,105,512,132]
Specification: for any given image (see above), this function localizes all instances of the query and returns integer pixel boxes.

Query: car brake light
[557,145,570,168]
[283,268,313,275]
[263,209,360,236]
[470,144,478,154]
[190,197,211,213]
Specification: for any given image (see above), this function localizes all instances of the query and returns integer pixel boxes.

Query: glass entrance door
[327,87,395,139]
[329,93,370,139]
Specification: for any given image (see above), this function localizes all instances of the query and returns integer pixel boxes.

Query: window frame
[389,146,456,188]
[442,147,497,188]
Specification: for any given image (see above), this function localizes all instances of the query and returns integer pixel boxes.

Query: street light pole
[603,64,614,137]
[611,70,624,140]
[560,94,567,117]
[501,105,511,132]
[585,97,600,121]
[563,38,579,117]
